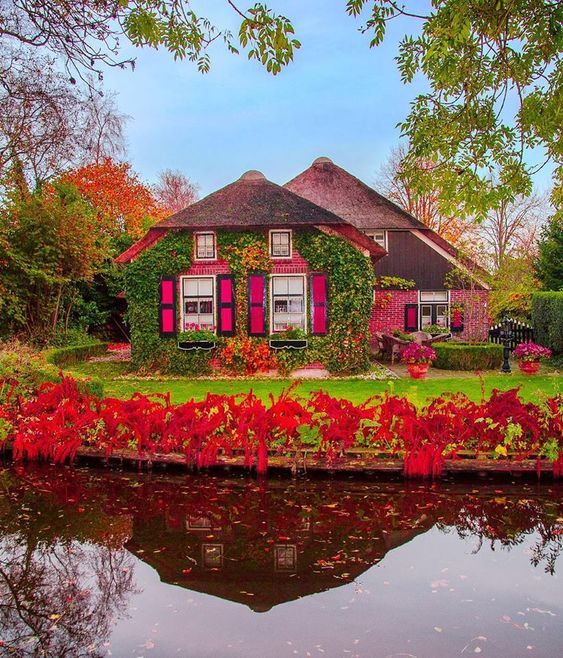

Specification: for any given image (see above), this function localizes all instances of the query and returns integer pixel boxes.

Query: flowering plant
[219,337,278,374]
[107,343,130,352]
[400,343,437,364]
[513,342,552,362]
[271,326,307,340]
[179,324,215,342]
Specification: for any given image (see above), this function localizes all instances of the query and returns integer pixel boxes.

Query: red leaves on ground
[1,376,561,479]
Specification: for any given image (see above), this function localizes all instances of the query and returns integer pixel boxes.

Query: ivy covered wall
[123,228,374,375]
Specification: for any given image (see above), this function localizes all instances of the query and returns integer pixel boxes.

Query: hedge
[45,342,109,367]
[434,342,503,371]
[532,292,563,355]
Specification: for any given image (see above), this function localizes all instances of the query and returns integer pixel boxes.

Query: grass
[65,360,561,406]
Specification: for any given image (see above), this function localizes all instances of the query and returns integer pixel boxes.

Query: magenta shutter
[248,273,266,336]
[217,274,236,336]
[310,272,328,335]
[404,304,418,332]
[451,305,464,333]
[159,276,177,336]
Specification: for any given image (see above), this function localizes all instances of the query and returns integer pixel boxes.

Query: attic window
[270,230,292,258]
[195,232,216,260]
[366,230,387,250]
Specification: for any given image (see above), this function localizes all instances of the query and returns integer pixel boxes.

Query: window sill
[269,338,308,350]
[177,340,216,351]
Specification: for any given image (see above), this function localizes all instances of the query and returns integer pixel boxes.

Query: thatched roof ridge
[284,157,428,231]
[156,170,349,229]
[116,170,386,263]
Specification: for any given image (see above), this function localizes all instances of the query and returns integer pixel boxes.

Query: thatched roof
[116,170,386,263]
[284,157,428,231]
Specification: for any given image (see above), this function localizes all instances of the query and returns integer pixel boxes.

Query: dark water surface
[0,465,562,658]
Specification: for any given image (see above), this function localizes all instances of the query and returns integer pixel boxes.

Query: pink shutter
[159,276,177,336]
[248,273,266,336]
[451,305,464,333]
[217,274,236,336]
[310,272,328,335]
[404,304,418,332]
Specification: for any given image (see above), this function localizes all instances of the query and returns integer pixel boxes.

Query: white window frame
[269,274,307,334]
[366,230,387,250]
[180,275,216,332]
[194,231,216,261]
[269,229,292,259]
[418,290,450,329]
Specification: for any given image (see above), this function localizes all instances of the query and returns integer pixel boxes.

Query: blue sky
[102,2,552,198]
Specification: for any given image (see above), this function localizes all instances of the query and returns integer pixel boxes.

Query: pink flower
[513,342,552,362]
[400,343,437,365]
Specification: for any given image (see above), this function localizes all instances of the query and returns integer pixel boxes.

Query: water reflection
[0,465,561,655]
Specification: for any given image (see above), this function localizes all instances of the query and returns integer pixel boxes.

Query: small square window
[274,544,297,572]
[366,231,387,249]
[195,233,216,260]
[270,230,291,258]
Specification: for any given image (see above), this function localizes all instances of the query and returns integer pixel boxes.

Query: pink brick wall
[369,289,491,341]
[370,290,418,335]
[271,247,308,274]
[450,289,490,341]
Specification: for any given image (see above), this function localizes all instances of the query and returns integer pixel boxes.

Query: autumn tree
[377,144,470,245]
[477,194,547,272]
[0,182,106,339]
[153,169,199,215]
[62,158,165,239]
[0,47,128,188]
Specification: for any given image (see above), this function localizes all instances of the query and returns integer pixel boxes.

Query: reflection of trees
[0,536,136,657]
[439,496,563,575]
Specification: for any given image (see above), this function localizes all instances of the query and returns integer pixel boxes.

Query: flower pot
[518,360,540,375]
[269,339,308,350]
[177,340,216,351]
[407,363,429,379]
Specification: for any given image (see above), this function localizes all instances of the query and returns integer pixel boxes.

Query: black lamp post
[499,315,513,373]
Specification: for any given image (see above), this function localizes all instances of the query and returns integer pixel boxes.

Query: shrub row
[1,376,561,479]
[532,292,563,355]
[45,342,109,367]
[433,342,503,370]
[0,343,104,403]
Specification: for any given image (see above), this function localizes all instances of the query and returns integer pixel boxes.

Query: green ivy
[295,230,374,374]
[124,232,213,375]
[123,228,375,375]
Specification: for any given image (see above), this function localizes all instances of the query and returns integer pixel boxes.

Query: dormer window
[195,232,216,260]
[270,230,292,258]
[366,230,387,250]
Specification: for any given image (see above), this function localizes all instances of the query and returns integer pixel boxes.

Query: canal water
[0,465,561,657]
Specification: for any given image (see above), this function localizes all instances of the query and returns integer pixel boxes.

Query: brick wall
[369,289,491,341]
[271,247,308,274]
[450,289,490,341]
[369,290,418,336]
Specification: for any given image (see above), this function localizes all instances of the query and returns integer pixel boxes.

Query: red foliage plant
[1,375,561,479]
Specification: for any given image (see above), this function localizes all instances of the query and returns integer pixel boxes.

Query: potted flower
[424,324,449,336]
[512,341,552,375]
[269,326,308,350]
[400,343,437,379]
[177,324,216,351]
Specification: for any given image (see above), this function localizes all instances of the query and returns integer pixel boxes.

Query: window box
[269,338,308,350]
[177,340,216,351]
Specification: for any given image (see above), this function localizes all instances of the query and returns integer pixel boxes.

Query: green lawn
[66,360,561,405]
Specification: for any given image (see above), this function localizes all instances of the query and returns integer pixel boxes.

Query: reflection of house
[125,483,434,613]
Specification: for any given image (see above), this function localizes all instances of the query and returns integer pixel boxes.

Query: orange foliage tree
[62,158,166,239]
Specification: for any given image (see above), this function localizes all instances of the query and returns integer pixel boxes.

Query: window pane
[184,279,199,296]
[185,301,198,314]
[288,297,303,312]
[198,278,213,296]
[273,277,289,294]
[288,278,304,294]
[199,300,213,314]
[274,300,288,313]
[271,232,290,256]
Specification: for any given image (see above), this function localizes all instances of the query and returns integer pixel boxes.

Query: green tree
[0,182,106,340]
[535,216,563,291]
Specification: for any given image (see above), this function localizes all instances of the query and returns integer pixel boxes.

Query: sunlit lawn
[66,360,561,405]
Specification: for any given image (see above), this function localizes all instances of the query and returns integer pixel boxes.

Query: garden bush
[45,342,109,367]
[532,292,563,355]
[0,342,103,402]
[434,342,503,370]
